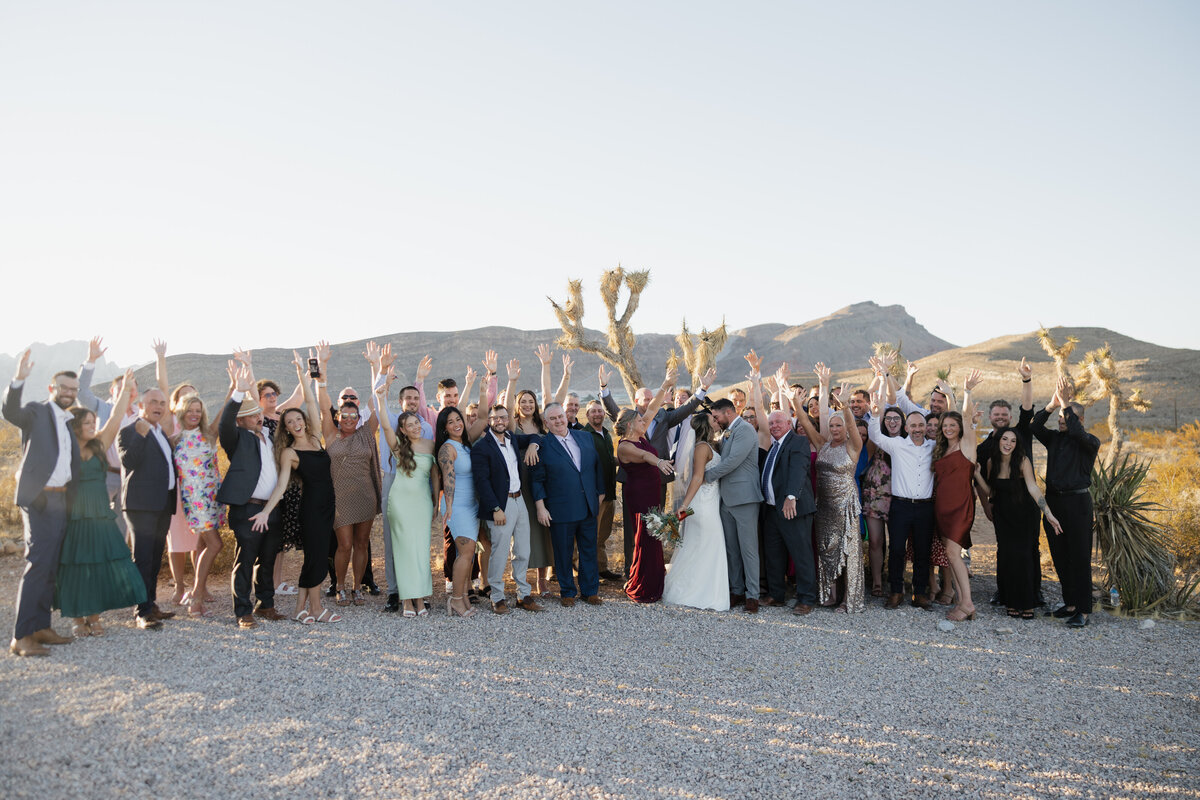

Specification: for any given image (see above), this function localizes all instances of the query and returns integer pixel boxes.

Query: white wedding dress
[663,431,730,611]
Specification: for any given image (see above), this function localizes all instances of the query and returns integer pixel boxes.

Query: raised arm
[553,353,573,407]
[313,342,338,441]
[1018,357,1033,411]
[481,350,501,409]
[841,381,863,458]
[599,365,620,422]
[641,366,677,424]
[535,344,554,406]
[960,369,982,463]
[374,378,399,456]
[152,339,176,436]
[96,369,136,450]
[77,336,111,418]
[465,365,489,441]
[503,358,520,414]
[414,354,436,427]
[814,362,832,433]
[744,369,772,450]
[792,396,827,448]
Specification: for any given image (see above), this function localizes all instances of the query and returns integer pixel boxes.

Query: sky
[1,1,1197,367]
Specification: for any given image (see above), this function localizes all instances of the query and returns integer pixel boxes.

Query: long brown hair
[931,410,964,467]
[274,407,317,468]
[514,389,545,433]
[69,408,107,461]
[389,411,420,477]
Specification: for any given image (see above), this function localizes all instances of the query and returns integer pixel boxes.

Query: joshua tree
[871,340,906,382]
[1036,326,1080,384]
[1075,343,1152,467]
[676,318,728,389]
[548,266,650,400]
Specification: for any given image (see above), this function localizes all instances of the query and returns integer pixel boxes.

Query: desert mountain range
[3,302,1194,429]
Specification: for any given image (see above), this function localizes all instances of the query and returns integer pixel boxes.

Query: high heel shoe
[946,606,976,621]
[86,615,104,636]
[71,619,91,638]
[447,594,477,618]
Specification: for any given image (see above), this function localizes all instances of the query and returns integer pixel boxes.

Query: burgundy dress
[934,449,976,549]
[622,439,665,603]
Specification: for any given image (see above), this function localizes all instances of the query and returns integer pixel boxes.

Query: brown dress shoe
[744,598,759,613]
[911,595,932,610]
[255,607,286,621]
[517,596,544,612]
[32,628,73,645]
[730,593,745,607]
[584,595,603,606]
[149,606,176,621]
[9,636,51,657]
[238,615,258,629]
[885,593,903,609]
[135,616,162,630]
[492,600,511,615]
[791,604,814,616]
[761,597,784,607]
[560,597,576,607]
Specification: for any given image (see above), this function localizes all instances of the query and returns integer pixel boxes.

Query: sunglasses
[340,412,360,420]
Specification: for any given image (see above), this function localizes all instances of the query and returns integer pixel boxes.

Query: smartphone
[308,358,320,378]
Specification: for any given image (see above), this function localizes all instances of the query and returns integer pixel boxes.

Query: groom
[704,398,764,613]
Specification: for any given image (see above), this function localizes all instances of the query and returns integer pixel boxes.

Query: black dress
[991,476,1040,610]
[295,448,336,589]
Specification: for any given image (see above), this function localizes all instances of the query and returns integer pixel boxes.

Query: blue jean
[550,516,599,598]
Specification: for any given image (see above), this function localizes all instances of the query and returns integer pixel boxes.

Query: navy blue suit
[118,421,178,617]
[530,429,606,598]
[2,382,80,639]
[471,431,541,516]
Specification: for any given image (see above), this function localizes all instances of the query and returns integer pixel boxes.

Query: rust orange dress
[934,449,975,548]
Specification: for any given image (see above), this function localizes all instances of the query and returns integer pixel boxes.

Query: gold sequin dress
[815,441,864,613]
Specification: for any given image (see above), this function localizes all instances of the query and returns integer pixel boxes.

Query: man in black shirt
[977,358,1041,606]
[1031,376,1101,628]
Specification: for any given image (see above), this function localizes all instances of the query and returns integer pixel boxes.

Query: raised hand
[868,355,883,376]
[700,367,717,390]
[663,366,679,389]
[118,368,136,398]
[482,349,498,375]
[315,340,331,366]
[813,362,831,385]
[881,351,898,370]
[774,363,790,389]
[839,381,853,399]
[935,378,955,397]
[415,355,433,382]
[598,365,612,388]
[292,350,306,377]
[507,358,521,382]
[561,353,574,373]
[152,339,168,358]
[87,336,107,364]
[363,340,381,366]
[379,343,396,372]
[534,343,552,365]
[906,361,919,380]
[972,408,983,426]
[963,368,983,392]
[1017,357,1031,382]
[14,348,33,382]
[307,348,322,380]
[231,346,252,367]
[226,359,238,389]
[762,375,778,395]
[464,365,478,384]
[744,349,763,373]
[234,365,253,394]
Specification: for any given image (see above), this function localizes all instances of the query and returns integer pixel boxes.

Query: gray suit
[704,417,764,600]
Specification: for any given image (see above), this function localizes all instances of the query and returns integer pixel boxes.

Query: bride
[662,410,730,611]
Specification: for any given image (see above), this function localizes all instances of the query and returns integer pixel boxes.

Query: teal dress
[54,455,147,617]
[386,452,436,601]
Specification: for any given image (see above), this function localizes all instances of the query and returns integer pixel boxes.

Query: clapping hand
[232,346,252,368]
[234,365,254,394]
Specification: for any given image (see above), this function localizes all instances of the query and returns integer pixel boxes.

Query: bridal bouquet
[641,506,694,545]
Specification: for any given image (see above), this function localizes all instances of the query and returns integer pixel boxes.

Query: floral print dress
[174,428,225,530]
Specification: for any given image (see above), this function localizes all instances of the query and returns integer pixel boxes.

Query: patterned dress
[328,425,382,528]
[861,449,892,521]
[173,427,224,531]
[814,441,865,612]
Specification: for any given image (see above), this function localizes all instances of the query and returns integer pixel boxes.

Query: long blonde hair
[174,394,213,444]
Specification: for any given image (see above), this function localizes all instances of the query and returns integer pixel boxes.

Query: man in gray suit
[704,398,764,613]
[3,349,80,657]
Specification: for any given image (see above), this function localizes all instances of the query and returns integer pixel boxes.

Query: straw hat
[236,397,262,418]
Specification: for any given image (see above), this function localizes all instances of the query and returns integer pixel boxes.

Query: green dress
[386,452,435,600]
[54,456,148,617]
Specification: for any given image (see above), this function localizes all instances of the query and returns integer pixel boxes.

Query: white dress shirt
[47,400,74,488]
[492,431,521,493]
[867,416,934,499]
[149,422,176,490]
[761,429,789,506]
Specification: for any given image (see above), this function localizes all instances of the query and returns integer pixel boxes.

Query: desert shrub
[1136,423,1200,570]
[0,424,24,533]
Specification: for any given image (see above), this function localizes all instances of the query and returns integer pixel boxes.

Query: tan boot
[32,628,73,645]
[9,636,50,657]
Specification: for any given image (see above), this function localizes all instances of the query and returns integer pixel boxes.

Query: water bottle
[1109,586,1120,609]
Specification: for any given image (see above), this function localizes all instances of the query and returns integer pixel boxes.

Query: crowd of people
[4,336,1101,657]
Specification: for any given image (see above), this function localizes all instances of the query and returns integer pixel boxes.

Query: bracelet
[1022,378,1031,383]
[316,382,327,388]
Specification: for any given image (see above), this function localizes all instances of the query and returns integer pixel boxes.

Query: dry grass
[1130,423,1200,571]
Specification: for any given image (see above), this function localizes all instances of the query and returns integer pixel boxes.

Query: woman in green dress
[376,381,440,618]
[55,369,147,636]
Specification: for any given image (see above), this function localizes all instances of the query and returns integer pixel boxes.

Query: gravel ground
[1,518,1198,800]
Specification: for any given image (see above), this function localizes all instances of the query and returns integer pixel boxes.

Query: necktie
[761,438,781,500]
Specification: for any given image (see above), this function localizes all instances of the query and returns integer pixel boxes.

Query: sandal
[294,610,316,624]
[871,586,884,598]
[402,607,417,619]
[1007,608,1021,618]
[315,609,342,623]
[336,590,350,607]
[352,590,366,606]
[417,601,429,617]
[933,593,955,606]
[946,606,977,622]
[447,594,477,618]
[71,619,92,638]
[86,615,104,636]
[1020,610,1036,620]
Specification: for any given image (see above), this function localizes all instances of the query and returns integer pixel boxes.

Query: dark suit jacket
[118,422,177,512]
[602,392,703,484]
[216,397,267,506]
[530,429,605,524]
[580,423,616,497]
[762,430,817,517]
[471,430,541,515]
[2,383,80,507]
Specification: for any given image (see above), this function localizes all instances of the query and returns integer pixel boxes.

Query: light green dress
[387,452,436,600]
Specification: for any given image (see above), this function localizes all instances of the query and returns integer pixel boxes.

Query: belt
[43,486,68,493]
[250,498,271,505]
[107,467,121,475]
[1047,487,1090,497]
[508,490,521,499]
[893,496,932,504]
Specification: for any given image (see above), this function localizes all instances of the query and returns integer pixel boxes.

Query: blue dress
[444,440,479,542]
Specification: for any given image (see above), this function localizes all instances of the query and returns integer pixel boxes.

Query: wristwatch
[786,494,796,501]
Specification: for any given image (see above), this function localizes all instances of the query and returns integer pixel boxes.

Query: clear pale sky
[2,1,1197,367]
